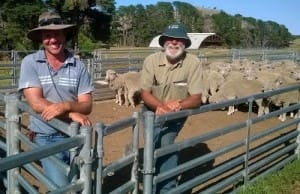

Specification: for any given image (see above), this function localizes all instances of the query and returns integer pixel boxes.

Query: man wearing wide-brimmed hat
[18,11,94,187]
[140,23,204,193]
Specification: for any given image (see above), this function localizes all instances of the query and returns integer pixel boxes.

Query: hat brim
[27,24,77,42]
[158,35,191,48]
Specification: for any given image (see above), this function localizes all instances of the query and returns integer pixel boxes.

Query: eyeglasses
[39,18,63,26]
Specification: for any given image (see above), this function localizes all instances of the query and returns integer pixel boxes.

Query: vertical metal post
[243,99,254,185]
[231,49,235,62]
[295,108,300,158]
[95,122,105,194]
[5,93,21,194]
[143,111,155,194]
[79,126,93,194]
[293,52,296,63]
[131,112,140,194]
[11,50,17,86]
[262,50,265,61]
[99,58,103,79]
[69,122,80,184]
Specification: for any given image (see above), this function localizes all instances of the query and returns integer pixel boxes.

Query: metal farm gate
[1,83,300,193]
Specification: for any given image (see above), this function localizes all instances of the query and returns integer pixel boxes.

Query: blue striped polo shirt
[18,49,94,134]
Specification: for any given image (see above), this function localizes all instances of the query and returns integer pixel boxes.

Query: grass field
[238,158,300,194]
[287,38,300,53]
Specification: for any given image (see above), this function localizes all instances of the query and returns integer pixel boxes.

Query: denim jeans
[153,117,187,194]
[34,134,70,187]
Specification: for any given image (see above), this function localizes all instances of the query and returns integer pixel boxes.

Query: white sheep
[105,69,141,107]
[204,59,300,118]
[269,82,300,122]
[122,71,141,107]
[201,69,225,103]
[209,78,267,116]
[105,69,126,106]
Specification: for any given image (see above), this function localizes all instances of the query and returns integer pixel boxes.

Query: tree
[212,11,243,47]
[0,0,294,50]
[146,2,175,34]
[45,0,114,50]
[241,16,259,47]
[132,4,152,46]
[113,6,134,46]
[173,1,203,32]
[0,0,46,50]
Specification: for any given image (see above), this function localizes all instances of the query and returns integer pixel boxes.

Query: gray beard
[165,47,185,59]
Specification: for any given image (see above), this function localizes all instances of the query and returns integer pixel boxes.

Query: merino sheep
[105,69,126,105]
[105,69,141,107]
[209,78,267,116]
[122,71,141,107]
[201,69,225,103]
[269,82,300,122]
[201,59,300,119]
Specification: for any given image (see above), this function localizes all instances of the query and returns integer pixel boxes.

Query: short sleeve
[140,56,155,91]
[187,58,204,95]
[18,55,41,91]
[77,60,94,95]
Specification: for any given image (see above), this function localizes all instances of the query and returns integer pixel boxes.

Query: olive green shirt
[140,51,204,101]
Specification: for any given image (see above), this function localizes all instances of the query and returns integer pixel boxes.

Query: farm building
[149,32,224,49]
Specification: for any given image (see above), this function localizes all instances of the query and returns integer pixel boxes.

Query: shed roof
[149,33,222,49]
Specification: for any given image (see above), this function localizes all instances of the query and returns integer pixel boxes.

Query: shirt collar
[35,49,76,67]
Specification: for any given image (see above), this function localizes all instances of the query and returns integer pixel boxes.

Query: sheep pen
[6,58,300,193]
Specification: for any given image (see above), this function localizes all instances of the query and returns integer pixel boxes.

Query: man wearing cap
[140,24,204,193]
[18,11,93,186]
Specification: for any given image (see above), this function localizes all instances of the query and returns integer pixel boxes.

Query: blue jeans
[153,117,187,194]
[34,134,70,187]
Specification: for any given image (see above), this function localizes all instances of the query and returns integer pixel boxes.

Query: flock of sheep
[101,59,300,122]
[203,59,300,121]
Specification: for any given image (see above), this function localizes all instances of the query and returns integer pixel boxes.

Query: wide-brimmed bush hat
[158,23,191,48]
[27,11,77,42]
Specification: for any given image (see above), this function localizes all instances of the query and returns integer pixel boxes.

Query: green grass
[238,158,300,194]
[286,38,300,53]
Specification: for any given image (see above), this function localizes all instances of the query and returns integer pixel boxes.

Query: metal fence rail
[0,93,93,193]
[0,49,299,102]
[94,112,141,194]
[142,84,300,194]
[0,49,299,100]
[0,83,300,193]
[1,50,300,193]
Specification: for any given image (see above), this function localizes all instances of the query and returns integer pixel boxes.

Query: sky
[115,0,300,35]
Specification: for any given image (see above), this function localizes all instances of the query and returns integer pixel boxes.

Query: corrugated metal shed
[149,33,222,49]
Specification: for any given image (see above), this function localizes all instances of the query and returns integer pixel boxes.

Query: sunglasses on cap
[39,18,63,26]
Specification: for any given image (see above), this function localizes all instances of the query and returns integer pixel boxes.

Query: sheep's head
[105,70,117,82]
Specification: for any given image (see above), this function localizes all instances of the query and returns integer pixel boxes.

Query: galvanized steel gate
[1,83,300,193]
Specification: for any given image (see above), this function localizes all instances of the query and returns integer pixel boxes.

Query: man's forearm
[27,98,52,113]
[180,94,202,110]
[63,101,92,115]
[141,90,163,111]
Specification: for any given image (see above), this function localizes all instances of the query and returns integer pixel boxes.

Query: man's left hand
[155,100,182,115]
[165,100,182,112]
[68,112,92,126]
[41,102,70,121]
